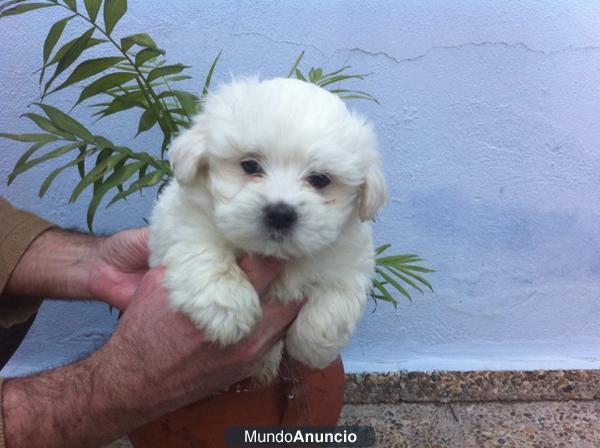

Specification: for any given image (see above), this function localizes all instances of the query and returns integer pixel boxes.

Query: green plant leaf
[375,244,391,255]
[121,33,161,52]
[109,146,157,165]
[389,266,434,292]
[9,142,81,184]
[201,51,221,99]
[89,101,112,108]
[328,88,379,104]
[138,164,147,179]
[93,135,114,148]
[371,293,387,300]
[102,157,126,194]
[94,90,146,117]
[103,0,127,36]
[70,152,127,203]
[146,64,187,83]
[283,61,380,104]
[20,112,73,139]
[167,108,186,116]
[46,36,105,67]
[0,2,55,17]
[376,267,412,301]
[317,73,369,88]
[322,66,351,78]
[114,61,142,73]
[294,68,306,81]
[136,108,157,135]
[101,83,148,92]
[39,163,69,197]
[34,103,95,142]
[0,1,28,14]
[172,118,189,127]
[84,0,102,21]
[92,147,113,194]
[87,160,145,230]
[77,145,87,179]
[287,51,304,78]
[309,67,323,83]
[44,27,96,95]
[107,168,162,206]
[377,254,421,264]
[63,0,77,10]
[395,264,435,274]
[38,16,75,84]
[0,132,58,142]
[8,137,59,184]
[166,75,192,82]
[384,266,424,294]
[134,48,162,67]
[371,279,398,309]
[75,72,138,105]
[39,149,90,197]
[160,90,198,118]
[42,15,75,67]
[336,93,380,104]
[49,56,124,94]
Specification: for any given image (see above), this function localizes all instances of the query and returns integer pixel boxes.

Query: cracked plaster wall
[1,1,600,375]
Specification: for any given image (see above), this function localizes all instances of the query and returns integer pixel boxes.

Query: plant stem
[52,2,178,147]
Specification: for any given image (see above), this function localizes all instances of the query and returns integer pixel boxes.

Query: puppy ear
[169,124,207,184]
[359,160,388,221]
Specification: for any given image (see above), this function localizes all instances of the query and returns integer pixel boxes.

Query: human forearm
[3,229,101,301]
[2,343,170,448]
[2,263,301,448]
[3,226,149,310]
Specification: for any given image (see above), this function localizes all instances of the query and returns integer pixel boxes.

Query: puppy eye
[241,159,264,176]
[307,173,331,189]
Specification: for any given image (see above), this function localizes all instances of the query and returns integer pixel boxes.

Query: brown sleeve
[0,378,4,448]
[0,198,56,328]
[0,199,55,448]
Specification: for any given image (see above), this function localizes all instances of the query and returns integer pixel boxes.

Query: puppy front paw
[285,323,340,370]
[166,267,261,345]
[192,282,261,345]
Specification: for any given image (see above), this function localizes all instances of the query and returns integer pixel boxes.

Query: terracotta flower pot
[129,357,345,448]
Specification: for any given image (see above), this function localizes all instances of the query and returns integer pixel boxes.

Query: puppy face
[170,77,387,258]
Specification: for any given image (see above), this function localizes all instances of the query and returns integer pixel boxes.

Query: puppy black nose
[263,202,297,231]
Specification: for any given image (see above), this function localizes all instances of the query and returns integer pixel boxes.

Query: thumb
[239,256,283,295]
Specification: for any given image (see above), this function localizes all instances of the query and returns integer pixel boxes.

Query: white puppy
[149,77,387,384]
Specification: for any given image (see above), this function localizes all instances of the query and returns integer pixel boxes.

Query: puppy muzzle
[262,202,297,238]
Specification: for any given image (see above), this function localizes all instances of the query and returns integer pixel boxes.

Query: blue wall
[2,1,600,375]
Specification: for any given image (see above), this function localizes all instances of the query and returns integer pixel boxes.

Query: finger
[131,227,150,267]
[135,266,165,296]
[254,300,304,344]
[239,256,284,295]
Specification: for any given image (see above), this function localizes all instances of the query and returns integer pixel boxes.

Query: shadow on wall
[409,187,595,265]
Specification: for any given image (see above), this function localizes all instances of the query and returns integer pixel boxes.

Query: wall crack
[229,32,327,57]
[342,41,600,65]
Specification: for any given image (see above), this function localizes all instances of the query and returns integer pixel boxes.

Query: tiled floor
[108,400,600,447]
[341,401,600,448]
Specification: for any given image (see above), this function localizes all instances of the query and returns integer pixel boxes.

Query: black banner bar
[224,426,376,448]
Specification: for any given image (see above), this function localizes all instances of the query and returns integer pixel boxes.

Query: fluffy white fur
[149,77,387,384]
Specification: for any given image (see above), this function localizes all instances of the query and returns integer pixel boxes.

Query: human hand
[87,227,149,309]
[3,255,302,448]
[4,227,148,308]
[97,256,301,419]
